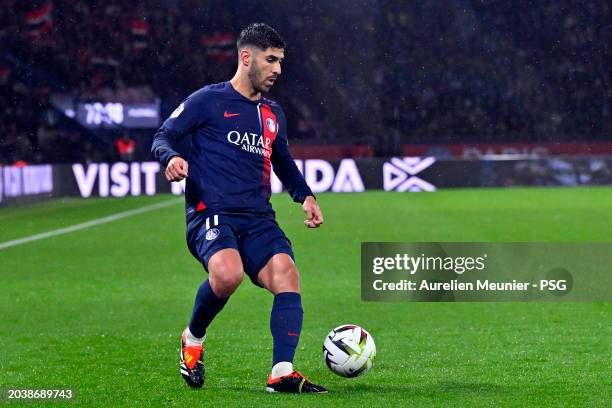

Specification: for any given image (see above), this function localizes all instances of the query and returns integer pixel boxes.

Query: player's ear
[239,48,251,67]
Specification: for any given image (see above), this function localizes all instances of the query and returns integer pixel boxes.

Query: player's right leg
[181,212,244,388]
[181,248,244,388]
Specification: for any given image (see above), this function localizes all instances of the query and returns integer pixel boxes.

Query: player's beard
[248,60,271,94]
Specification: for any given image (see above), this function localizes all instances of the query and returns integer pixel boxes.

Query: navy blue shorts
[186,210,294,287]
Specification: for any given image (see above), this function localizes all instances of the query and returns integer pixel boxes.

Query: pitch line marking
[0,198,182,251]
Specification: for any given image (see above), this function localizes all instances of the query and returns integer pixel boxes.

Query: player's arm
[151,94,206,181]
[271,111,323,228]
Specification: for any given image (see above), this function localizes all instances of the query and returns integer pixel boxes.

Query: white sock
[271,361,293,378]
[185,327,205,346]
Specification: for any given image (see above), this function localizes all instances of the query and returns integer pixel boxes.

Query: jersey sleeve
[271,108,314,204]
[151,91,208,166]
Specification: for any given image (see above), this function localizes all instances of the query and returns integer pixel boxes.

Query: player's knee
[217,275,243,297]
[211,269,243,297]
[209,259,243,297]
[271,265,300,293]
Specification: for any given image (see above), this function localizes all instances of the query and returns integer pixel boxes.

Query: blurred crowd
[377,0,612,146]
[1,0,611,164]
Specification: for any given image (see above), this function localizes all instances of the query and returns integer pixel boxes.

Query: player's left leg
[258,253,302,374]
[240,215,326,393]
[257,254,327,394]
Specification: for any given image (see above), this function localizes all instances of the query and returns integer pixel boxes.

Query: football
[323,324,376,378]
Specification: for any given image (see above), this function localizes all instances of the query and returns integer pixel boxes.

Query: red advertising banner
[402,142,612,158]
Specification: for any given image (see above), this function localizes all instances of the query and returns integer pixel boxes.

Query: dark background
[1,0,611,163]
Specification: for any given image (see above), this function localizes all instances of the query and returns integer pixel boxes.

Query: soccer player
[151,23,327,394]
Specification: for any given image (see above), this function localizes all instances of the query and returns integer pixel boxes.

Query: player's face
[249,47,284,93]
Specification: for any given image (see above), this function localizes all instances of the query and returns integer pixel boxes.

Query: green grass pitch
[1,188,611,407]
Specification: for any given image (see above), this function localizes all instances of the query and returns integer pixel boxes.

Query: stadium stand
[1,0,611,163]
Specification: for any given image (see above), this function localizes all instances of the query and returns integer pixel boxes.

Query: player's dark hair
[237,23,286,51]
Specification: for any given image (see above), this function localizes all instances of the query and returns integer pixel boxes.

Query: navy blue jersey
[151,81,313,214]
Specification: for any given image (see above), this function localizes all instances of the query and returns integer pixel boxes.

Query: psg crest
[205,228,220,241]
[266,117,276,133]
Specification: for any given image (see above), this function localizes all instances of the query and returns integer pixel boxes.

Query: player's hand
[302,196,323,228]
[165,156,189,181]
